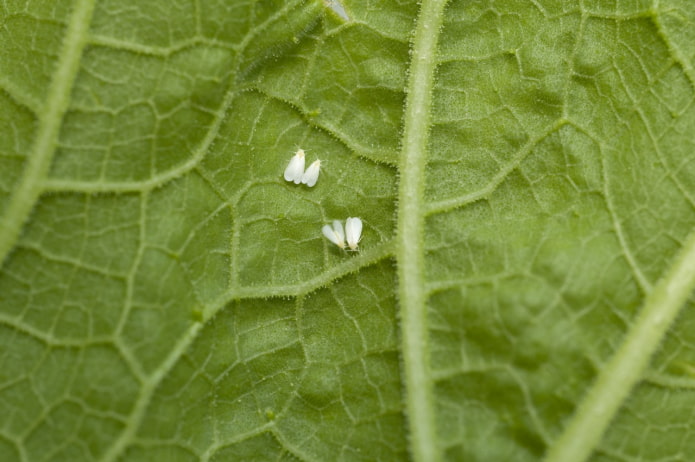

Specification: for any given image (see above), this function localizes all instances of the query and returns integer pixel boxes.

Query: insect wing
[283,149,305,183]
[322,223,345,248]
[301,160,321,187]
[345,217,363,250]
[332,220,345,243]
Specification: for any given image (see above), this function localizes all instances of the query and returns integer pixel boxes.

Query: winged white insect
[345,217,363,251]
[322,219,346,249]
[301,160,321,187]
[283,148,305,184]
[325,0,349,21]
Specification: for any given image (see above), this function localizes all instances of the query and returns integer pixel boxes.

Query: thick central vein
[396,1,449,461]
[0,0,96,268]
[544,228,695,462]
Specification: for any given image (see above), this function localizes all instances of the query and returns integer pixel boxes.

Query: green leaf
[2,1,695,461]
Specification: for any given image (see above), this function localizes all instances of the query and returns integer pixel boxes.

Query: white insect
[283,148,305,184]
[345,217,363,251]
[301,160,321,187]
[322,220,346,249]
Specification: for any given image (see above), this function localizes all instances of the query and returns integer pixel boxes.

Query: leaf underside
[2,1,695,461]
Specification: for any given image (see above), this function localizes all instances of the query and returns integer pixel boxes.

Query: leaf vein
[396,1,449,461]
[544,229,695,462]
[0,0,96,268]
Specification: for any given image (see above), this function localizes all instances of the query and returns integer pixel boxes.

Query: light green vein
[544,228,695,462]
[100,240,394,462]
[0,0,96,268]
[225,239,395,302]
[41,0,316,196]
[425,119,566,216]
[100,322,204,462]
[396,1,449,461]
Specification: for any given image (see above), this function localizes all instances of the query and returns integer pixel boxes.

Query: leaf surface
[2,1,695,461]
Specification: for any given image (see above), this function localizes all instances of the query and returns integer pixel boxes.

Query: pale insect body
[345,217,363,251]
[283,148,305,184]
[322,220,346,249]
[301,160,321,187]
